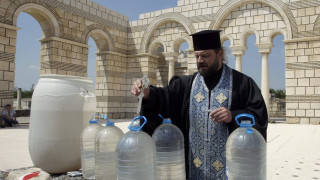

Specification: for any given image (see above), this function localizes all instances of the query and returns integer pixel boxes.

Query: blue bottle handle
[128,116,147,131]
[102,114,114,126]
[158,114,172,124]
[89,113,101,124]
[235,113,255,127]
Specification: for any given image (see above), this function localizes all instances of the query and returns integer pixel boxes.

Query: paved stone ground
[1,117,320,179]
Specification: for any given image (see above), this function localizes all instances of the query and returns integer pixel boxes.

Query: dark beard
[197,58,221,78]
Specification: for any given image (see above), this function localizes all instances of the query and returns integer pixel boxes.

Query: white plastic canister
[29,74,96,174]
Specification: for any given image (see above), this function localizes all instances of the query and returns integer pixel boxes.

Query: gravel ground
[0,167,86,180]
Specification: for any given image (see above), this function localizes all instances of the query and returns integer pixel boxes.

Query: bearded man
[131,30,268,180]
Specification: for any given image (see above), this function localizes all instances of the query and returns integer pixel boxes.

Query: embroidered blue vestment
[189,64,233,180]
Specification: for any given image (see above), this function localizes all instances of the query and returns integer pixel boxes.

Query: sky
[14,0,285,91]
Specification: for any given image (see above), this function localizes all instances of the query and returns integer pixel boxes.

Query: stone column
[0,23,20,107]
[95,51,128,119]
[235,55,243,72]
[230,46,247,72]
[261,52,270,110]
[257,43,273,114]
[17,88,22,110]
[187,49,197,75]
[163,52,179,83]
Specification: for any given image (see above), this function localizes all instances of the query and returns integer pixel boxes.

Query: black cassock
[141,68,268,176]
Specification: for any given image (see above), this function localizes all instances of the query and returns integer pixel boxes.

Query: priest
[131,30,268,180]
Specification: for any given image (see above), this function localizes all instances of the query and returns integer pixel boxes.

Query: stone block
[0,81,8,90]
[298,42,309,49]
[310,55,320,62]
[296,109,306,117]
[0,36,9,45]
[286,56,297,63]
[286,42,297,50]
[5,29,16,38]
[236,18,246,25]
[306,110,315,117]
[301,16,310,25]
[298,78,309,86]
[3,71,14,81]
[310,118,320,125]
[299,102,310,109]
[287,117,299,124]
[295,87,305,95]
[287,102,298,109]
[5,45,15,54]
[306,7,315,15]
[298,25,306,31]
[310,78,320,86]
[286,78,297,86]
[298,8,306,16]
[306,87,315,95]
[299,118,309,124]
[0,61,9,71]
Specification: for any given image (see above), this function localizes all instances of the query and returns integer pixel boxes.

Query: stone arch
[81,24,115,52]
[240,28,260,47]
[171,36,191,53]
[140,12,196,53]
[7,2,61,37]
[221,34,234,46]
[267,29,288,43]
[209,0,297,39]
[148,39,167,54]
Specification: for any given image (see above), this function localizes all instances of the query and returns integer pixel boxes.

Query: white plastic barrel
[29,74,96,174]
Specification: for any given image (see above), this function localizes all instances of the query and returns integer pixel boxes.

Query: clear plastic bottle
[80,113,103,179]
[152,114,186,180]
[95,115,124,180]
[226,113,266,180]
[116,116,156,180]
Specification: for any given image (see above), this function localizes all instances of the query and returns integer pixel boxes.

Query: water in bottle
[81,113,103,179]
[116,116,156,180]
[152,114,186,180]
[226,113,266,180]
[95,115,124,180]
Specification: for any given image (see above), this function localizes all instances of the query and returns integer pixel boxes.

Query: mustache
[198,63,208,67]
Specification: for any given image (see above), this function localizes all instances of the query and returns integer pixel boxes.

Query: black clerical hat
[190,30,222,50]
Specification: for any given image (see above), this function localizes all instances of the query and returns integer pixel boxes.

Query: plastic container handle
[235,113,255,127]
[102,114,114,126]
[128,116,147,131]
[158,114,172,124]
[89,113,100,124]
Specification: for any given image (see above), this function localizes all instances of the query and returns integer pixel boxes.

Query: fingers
[209,107,232,123]
[131,79,143,96]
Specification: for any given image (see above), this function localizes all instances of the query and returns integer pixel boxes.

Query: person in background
[1,104,19,128]
[131,30,268,179]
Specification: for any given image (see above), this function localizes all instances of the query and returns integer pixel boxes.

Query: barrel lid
[158,114,172,124]
[235,113,255,127]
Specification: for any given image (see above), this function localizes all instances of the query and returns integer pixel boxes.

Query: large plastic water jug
[116,116,156,180]
[152,114,186,180]
[81,114,103,179]
[226,113,266,180]
[95,115,124,180]
[29,74,96,173]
